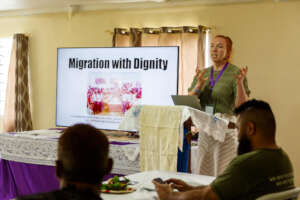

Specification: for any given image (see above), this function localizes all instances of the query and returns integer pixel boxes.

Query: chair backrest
[256,187,300,200]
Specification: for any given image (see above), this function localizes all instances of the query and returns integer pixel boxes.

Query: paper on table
[12,129,61,139]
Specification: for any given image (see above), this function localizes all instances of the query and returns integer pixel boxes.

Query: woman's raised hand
[195,68,208,88]
[234,66,248,85]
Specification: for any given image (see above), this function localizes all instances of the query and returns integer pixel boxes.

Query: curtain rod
[107,25,212,35]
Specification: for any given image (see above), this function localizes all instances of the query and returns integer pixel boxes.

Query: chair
[256,187,300,200]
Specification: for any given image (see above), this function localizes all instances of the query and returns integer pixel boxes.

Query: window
[0,37,12,115]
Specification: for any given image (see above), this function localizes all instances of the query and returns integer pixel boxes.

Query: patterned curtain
[3,34,33,132]
[113,26,208,95]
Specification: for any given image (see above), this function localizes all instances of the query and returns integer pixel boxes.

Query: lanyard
[210,62,229,91]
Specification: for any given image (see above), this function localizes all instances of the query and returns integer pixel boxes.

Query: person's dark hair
[57,123,109,184]
[234,99,276,137]
[215,35,233,59]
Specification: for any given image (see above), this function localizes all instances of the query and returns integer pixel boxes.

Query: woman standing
[182,35,250,175]
[188,35,250,114]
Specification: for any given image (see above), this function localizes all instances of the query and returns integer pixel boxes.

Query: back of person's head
[56,123,111,185]
[234,99,276,139]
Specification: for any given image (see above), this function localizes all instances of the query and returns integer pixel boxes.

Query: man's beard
[237,136,252,155]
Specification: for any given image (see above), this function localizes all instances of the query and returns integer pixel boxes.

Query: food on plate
[101,176,130,191]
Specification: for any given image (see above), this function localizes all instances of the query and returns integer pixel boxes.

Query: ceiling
[0,0,291,17]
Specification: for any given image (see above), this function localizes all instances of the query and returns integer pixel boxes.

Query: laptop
[171,95,202,110]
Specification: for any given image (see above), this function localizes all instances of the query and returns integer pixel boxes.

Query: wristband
[194,88,201,95]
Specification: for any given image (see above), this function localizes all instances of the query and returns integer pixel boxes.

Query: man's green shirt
[210,148,294,200]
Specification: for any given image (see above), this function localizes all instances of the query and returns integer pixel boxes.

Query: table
[0,130,140,174]
[101,170,215,200]
[0,129,202,200]
[0,130,140,200]
[0,105,236,199]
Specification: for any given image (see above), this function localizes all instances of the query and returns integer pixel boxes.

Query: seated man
[16,123,113,200]
[153,99,294,200]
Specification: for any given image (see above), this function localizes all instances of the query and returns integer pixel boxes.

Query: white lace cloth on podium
[139,106,182,172]
[119,105,185,151]
[119,106,230,150]
[119,105,237,176]
[191,129,238,176]
[119,106,232,145]
[191,113,238,177]
[0,130,140,175]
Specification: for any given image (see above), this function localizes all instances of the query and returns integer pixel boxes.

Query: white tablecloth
[0,130,140,175]
[102,170,215,200]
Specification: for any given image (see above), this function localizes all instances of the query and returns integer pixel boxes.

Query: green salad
[101,176,130,191]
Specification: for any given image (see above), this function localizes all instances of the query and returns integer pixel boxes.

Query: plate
[101,187,136,194]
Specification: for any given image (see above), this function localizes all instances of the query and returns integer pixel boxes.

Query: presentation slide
[56,47,179,130]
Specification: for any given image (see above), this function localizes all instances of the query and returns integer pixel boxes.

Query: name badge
[205,106,214,115]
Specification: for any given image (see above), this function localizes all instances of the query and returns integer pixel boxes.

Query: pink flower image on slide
[87,87,107,114]
[121,101,132,114]
[87,75,142,116]
[95,78,106,85]
[121,82,142,114]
